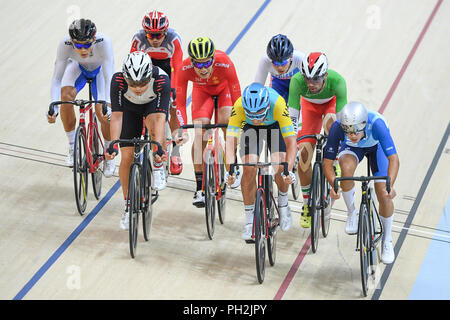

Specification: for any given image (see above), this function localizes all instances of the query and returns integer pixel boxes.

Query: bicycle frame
[296,133,329,212]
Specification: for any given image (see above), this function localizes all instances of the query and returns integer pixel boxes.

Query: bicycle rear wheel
[73,126,88,215]
[254,189,266,284]
[128,164,141,258]
[359,202,370,297]
[216,147,226,224]
[142,158,153,241]
[204,150,216,240]
[310,163,321,253]
[91,124,103,200]
[291,152,301,200]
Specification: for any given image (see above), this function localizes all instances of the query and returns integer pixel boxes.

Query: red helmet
[142,11,169,33]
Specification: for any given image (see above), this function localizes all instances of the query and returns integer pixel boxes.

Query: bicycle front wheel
[310,163,321,253]
[91,124,103,200]
[359,202,370,297]
[216,147,226,224]
[254,189,266,284]
[142,158,153,241]
[73,126,88,215]
[204,151,216,240]
[128,164,141,258]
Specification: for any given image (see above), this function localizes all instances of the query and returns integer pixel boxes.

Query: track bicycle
[297,133,332,253]
[334,157,390,297]
[179,96,227,240]
[49,79,108,215]
[230,155,289,284]
[110,134,162,259]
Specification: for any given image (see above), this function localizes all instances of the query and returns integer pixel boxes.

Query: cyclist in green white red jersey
[287,52,347,228]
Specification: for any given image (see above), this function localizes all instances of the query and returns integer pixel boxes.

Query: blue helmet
[242,83,270,120]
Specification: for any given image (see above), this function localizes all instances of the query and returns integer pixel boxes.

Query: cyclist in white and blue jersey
[323,102,400,264]
[254,34,304,131]
[47,19,115,176]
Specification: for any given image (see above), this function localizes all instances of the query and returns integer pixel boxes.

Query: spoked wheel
[204,151,216,240]
[321,178,332,238]
[291,152,301,200]
[267,205,277,267]
[73,126,88,215]
[359,204,370,297]
[128,164,141,259]
[216,148,226,224]
[254,189,266,284]
[91,124,103,200]
[142,158,153,241]
[310,163,321,253]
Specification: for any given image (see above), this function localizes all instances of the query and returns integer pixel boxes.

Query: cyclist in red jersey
[130,11,184,175]
[175,37,241,207]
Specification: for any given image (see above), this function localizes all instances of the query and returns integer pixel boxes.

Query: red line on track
[274,0,443,300]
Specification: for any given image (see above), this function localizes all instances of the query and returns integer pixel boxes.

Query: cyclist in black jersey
[106,51,170,230]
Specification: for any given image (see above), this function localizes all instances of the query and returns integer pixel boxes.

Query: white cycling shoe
[345,211,358,235]
[381,241,395,264]
[103,159,116,177]
[120,210,129,230]
[153,167,167,191]
[65,146,74,167]
[279,205,292,231]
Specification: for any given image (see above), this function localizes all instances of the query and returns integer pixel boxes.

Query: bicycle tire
[91,124,103,200]
[267,203,277,267]
[254,189,266,284]
[321,174,332,238]
[142,158,153,241]
[359,202,370,297]
[204,150,216,240]
[217,147,226,224]
[73,126,88,215]
[128,164,141,258]
[164,122,172,179]
[291,153,301,200]
[310,163,321,253]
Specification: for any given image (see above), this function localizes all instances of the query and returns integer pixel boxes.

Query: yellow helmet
[188,37,215,60]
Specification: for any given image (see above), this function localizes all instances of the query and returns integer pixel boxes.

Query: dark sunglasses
[73,41,93,50]
[191,59,214,69]
[272,59,289,67]
[146,32,166,40]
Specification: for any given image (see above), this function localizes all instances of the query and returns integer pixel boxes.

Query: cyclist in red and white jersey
[47,19,115,177]
[130,11,184,175]
[175,37,241,207]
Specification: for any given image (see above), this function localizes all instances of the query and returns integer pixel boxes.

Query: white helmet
[301,52,328,79]
[122,51,153,84]
[340,101,368,134]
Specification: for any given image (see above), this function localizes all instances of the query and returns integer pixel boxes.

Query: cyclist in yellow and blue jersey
[225,82,297,240]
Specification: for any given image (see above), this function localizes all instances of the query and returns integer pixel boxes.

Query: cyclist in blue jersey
[323,102,399,264]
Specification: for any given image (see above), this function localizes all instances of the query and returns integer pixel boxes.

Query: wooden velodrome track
[0,0,449,303]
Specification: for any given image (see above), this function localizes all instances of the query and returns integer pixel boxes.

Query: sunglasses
[125,77,151,88]
[341,122,366,135]
[244,107,269,121]
[146,32,166,40]
[73,41,93,50]
[191,59,214,69]
[272,59,290,67]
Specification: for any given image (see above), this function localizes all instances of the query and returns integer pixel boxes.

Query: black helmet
[266,34,293,62]
[69,19,97,42]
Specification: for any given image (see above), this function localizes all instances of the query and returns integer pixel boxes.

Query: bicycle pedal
[245,239,255,244]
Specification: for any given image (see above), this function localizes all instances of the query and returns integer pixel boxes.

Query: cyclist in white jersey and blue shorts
[323,102,400,264]
[254,34,305,133]
[47,19,115,177]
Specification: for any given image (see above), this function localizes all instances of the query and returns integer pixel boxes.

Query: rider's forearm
[323,158,336,186]
[387,153,399,188]
[110,111,123,143]
[225,136,237,171]
[284,135,297,171]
